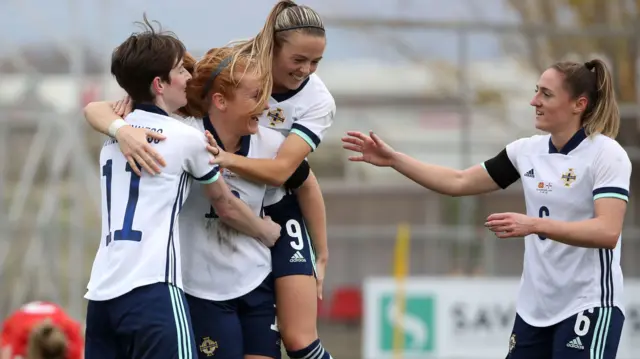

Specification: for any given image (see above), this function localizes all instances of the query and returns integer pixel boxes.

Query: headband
[275,25,325,33]
[200,56,233,99]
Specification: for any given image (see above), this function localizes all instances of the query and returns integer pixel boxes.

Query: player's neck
[207,114,241,153]
[151,97,173,116]
[550,124,582,152]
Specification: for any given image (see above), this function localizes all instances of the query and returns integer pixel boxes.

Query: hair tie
[584,61,594,71]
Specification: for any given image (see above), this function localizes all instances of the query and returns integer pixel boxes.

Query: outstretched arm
[343,131,503,197]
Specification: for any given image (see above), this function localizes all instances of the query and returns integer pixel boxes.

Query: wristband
[108,119,128,138]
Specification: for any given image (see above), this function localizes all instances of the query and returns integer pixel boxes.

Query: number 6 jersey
[483,128,631,327]
[85,105,220,301]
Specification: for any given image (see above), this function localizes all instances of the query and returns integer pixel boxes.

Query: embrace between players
[78,2,630,359]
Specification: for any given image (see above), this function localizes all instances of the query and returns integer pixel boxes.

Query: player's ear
[212,93,227,112]
[151,76,164,96]
[574,95,588,115]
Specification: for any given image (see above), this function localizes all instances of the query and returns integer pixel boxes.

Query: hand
[485,212,537,238]
[342,130,397,167]
[205,131,232,167]
[315,257,327,300]
[112,96,133,118]
[258,216,282,247]
[115,126,167,176]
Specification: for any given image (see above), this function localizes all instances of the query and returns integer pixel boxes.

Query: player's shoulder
[589,133,630,162]
[300,74,335,110]
[179,116,206,133]
[252,126,286,157]
[161,116,207,144]
[507,133,549,154]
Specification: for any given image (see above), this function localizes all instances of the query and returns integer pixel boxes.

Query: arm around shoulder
[83,101,124,136]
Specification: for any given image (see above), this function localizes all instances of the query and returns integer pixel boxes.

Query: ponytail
[551,58,620,139]
[27,320,67,359]
[582,59,620,138]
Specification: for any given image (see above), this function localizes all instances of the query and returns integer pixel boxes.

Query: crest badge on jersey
[561,168,577,187]
[199,337,218,357]
[267,108,285,127]
[508,333,516,354]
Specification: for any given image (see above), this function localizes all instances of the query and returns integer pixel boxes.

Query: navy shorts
[506,306,624,359]
[265,191,315,278]
[85,282,197,359]
[185,274,281,359]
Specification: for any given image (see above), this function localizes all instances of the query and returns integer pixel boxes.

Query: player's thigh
[112,283,197,359]
[84,300,121,359]
[186,293,244,359]
[269,194,316,279]
[552,306,624,359]
[274,274,318,349]
[240,274,281,359]
[506,313,554,359]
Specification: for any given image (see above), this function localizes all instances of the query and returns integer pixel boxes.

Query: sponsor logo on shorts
[290,251,306,263]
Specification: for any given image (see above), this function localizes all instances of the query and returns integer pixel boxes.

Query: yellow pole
[392,223,411,359]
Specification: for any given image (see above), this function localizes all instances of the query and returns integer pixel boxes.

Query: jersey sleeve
[181,128,220,184]
[263,186,286,207]
[290,95,335,151]
[592,140,631,202]
[482,137,528,189]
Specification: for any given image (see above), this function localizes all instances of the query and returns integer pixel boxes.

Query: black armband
[483,148,520,189]
[284,160,310,190]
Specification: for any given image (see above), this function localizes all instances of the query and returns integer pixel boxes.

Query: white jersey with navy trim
[486,129,631,326]
[180,117,286,301]
[260,73,335,151]
[86,106,220,301]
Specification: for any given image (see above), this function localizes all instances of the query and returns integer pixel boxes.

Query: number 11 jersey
[85,105,220,301]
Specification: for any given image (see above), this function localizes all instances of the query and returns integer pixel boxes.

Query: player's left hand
[485,212,536,238]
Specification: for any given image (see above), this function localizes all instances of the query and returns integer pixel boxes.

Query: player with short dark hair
[343,59,630,359]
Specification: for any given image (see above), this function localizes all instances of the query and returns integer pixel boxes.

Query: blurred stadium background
[1,0,640,358]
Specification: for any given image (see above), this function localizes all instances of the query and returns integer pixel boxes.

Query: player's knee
[280,331,318,352]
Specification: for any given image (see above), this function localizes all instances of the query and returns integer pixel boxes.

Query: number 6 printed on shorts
[574,308,594,336]
[287,219,304,250]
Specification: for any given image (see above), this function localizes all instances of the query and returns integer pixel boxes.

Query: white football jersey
[487,129,631,326]
[260,73,335,150]
[180,118,286,301]
[85,106,220,301]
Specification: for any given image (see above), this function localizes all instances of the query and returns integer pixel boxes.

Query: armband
[284,160,311,190]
